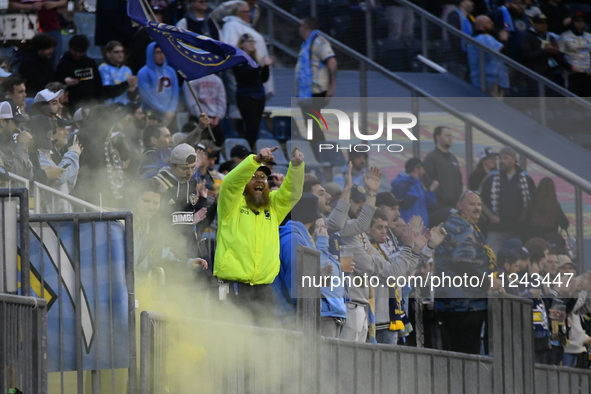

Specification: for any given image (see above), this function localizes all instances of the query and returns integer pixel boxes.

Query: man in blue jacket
[391,158,439,227]
[273,193,348,336]
[137,42,179,127]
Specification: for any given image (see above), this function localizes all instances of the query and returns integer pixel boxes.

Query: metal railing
[21,211,136,394]
[0,293,48,394]
[138,247,587,394]
[7,172,104,213]
[260,0,591,268]
[0,188,30,296]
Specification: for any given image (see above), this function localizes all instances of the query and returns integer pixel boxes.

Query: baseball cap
[557,254,574,268]
[292,193,322,224]
[230,145,250,159]
[531,14,548,24]
[350,184,367,203]
[376,192,404,207]
[497,248,519,266]
[405,157,423,173]
[28,115,55,151]
[34,89,64,104]
[512,246,530,260]
[195,140,222,157]
[256,165,272,177]
[170,143,197,165]
[573,11,586,21]
[0,101,28,123]
[478,147,498,160]
[502,238,523,250]
[72,107,89,123]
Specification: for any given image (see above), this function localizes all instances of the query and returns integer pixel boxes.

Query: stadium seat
[176,112,189,133]
[272,165,288,175]
[257,119,275,139]
[256,139,289,165]
[220,117,240,138]
[287,140,330,168]
[73,13,103,61]
[225,138,251,160]
[332,165,344,180]
[272,116,296,141]
[317,141,346,167]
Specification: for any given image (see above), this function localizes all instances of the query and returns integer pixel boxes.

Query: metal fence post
[34,183,41,214]
[19,188,30,296]
[365,2,373,60]
[124,212,137,394]
[421,15,428,73]
[140,311,150,394]
[538,81,547,126]
[465,122,474,178]
[74,217,83,394]
[267,4,274,56]
[360,61,368,136]
[574,185,585,273]
[412,92,420,158]
[479,48,486,92]
[296,245,321,394]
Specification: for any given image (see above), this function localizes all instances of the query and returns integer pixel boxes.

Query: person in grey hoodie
[338,167,432,342]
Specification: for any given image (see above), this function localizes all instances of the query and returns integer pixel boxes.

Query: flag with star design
[127,0,257,81]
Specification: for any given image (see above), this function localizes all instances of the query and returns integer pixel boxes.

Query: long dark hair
[527,177,562,228]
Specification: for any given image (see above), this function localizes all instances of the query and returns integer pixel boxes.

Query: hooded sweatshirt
[18,49,56,97]
[55,52,103,110]
[137,42,179,117]
[153,166,208,261]
[390,171,436,227]
[273,220,348,323]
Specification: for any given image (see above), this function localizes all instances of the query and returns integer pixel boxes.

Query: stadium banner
[18,221,129,372]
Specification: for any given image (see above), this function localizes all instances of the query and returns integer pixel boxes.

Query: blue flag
[18,222,129,372]
[127,0,257,81]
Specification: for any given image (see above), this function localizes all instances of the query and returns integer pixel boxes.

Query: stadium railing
[0,293,48,394]
[7,172,105,213]
[138,246,591,394]
[1,188,138,394]
[258,0,591,270]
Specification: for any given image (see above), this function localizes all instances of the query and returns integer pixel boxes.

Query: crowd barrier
[138,246,591,394]
[0,293,48,394]
[0,188,137,394]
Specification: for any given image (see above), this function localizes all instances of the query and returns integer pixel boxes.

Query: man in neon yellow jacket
[214,145,305,325]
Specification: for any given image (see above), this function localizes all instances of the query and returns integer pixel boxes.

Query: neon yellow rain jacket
[214,155,304,285]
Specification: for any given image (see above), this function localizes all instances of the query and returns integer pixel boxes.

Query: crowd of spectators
[438,0,591,97]
[0,0,589,371]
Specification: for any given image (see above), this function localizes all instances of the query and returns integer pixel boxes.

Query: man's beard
[245,188,271,212]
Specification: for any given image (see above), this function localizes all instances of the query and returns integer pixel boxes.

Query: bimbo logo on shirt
[172,211,194,225]
[302,108,417,153]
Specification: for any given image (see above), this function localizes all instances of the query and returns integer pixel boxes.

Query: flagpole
[139,0,216,142]
[182,72,217,143]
